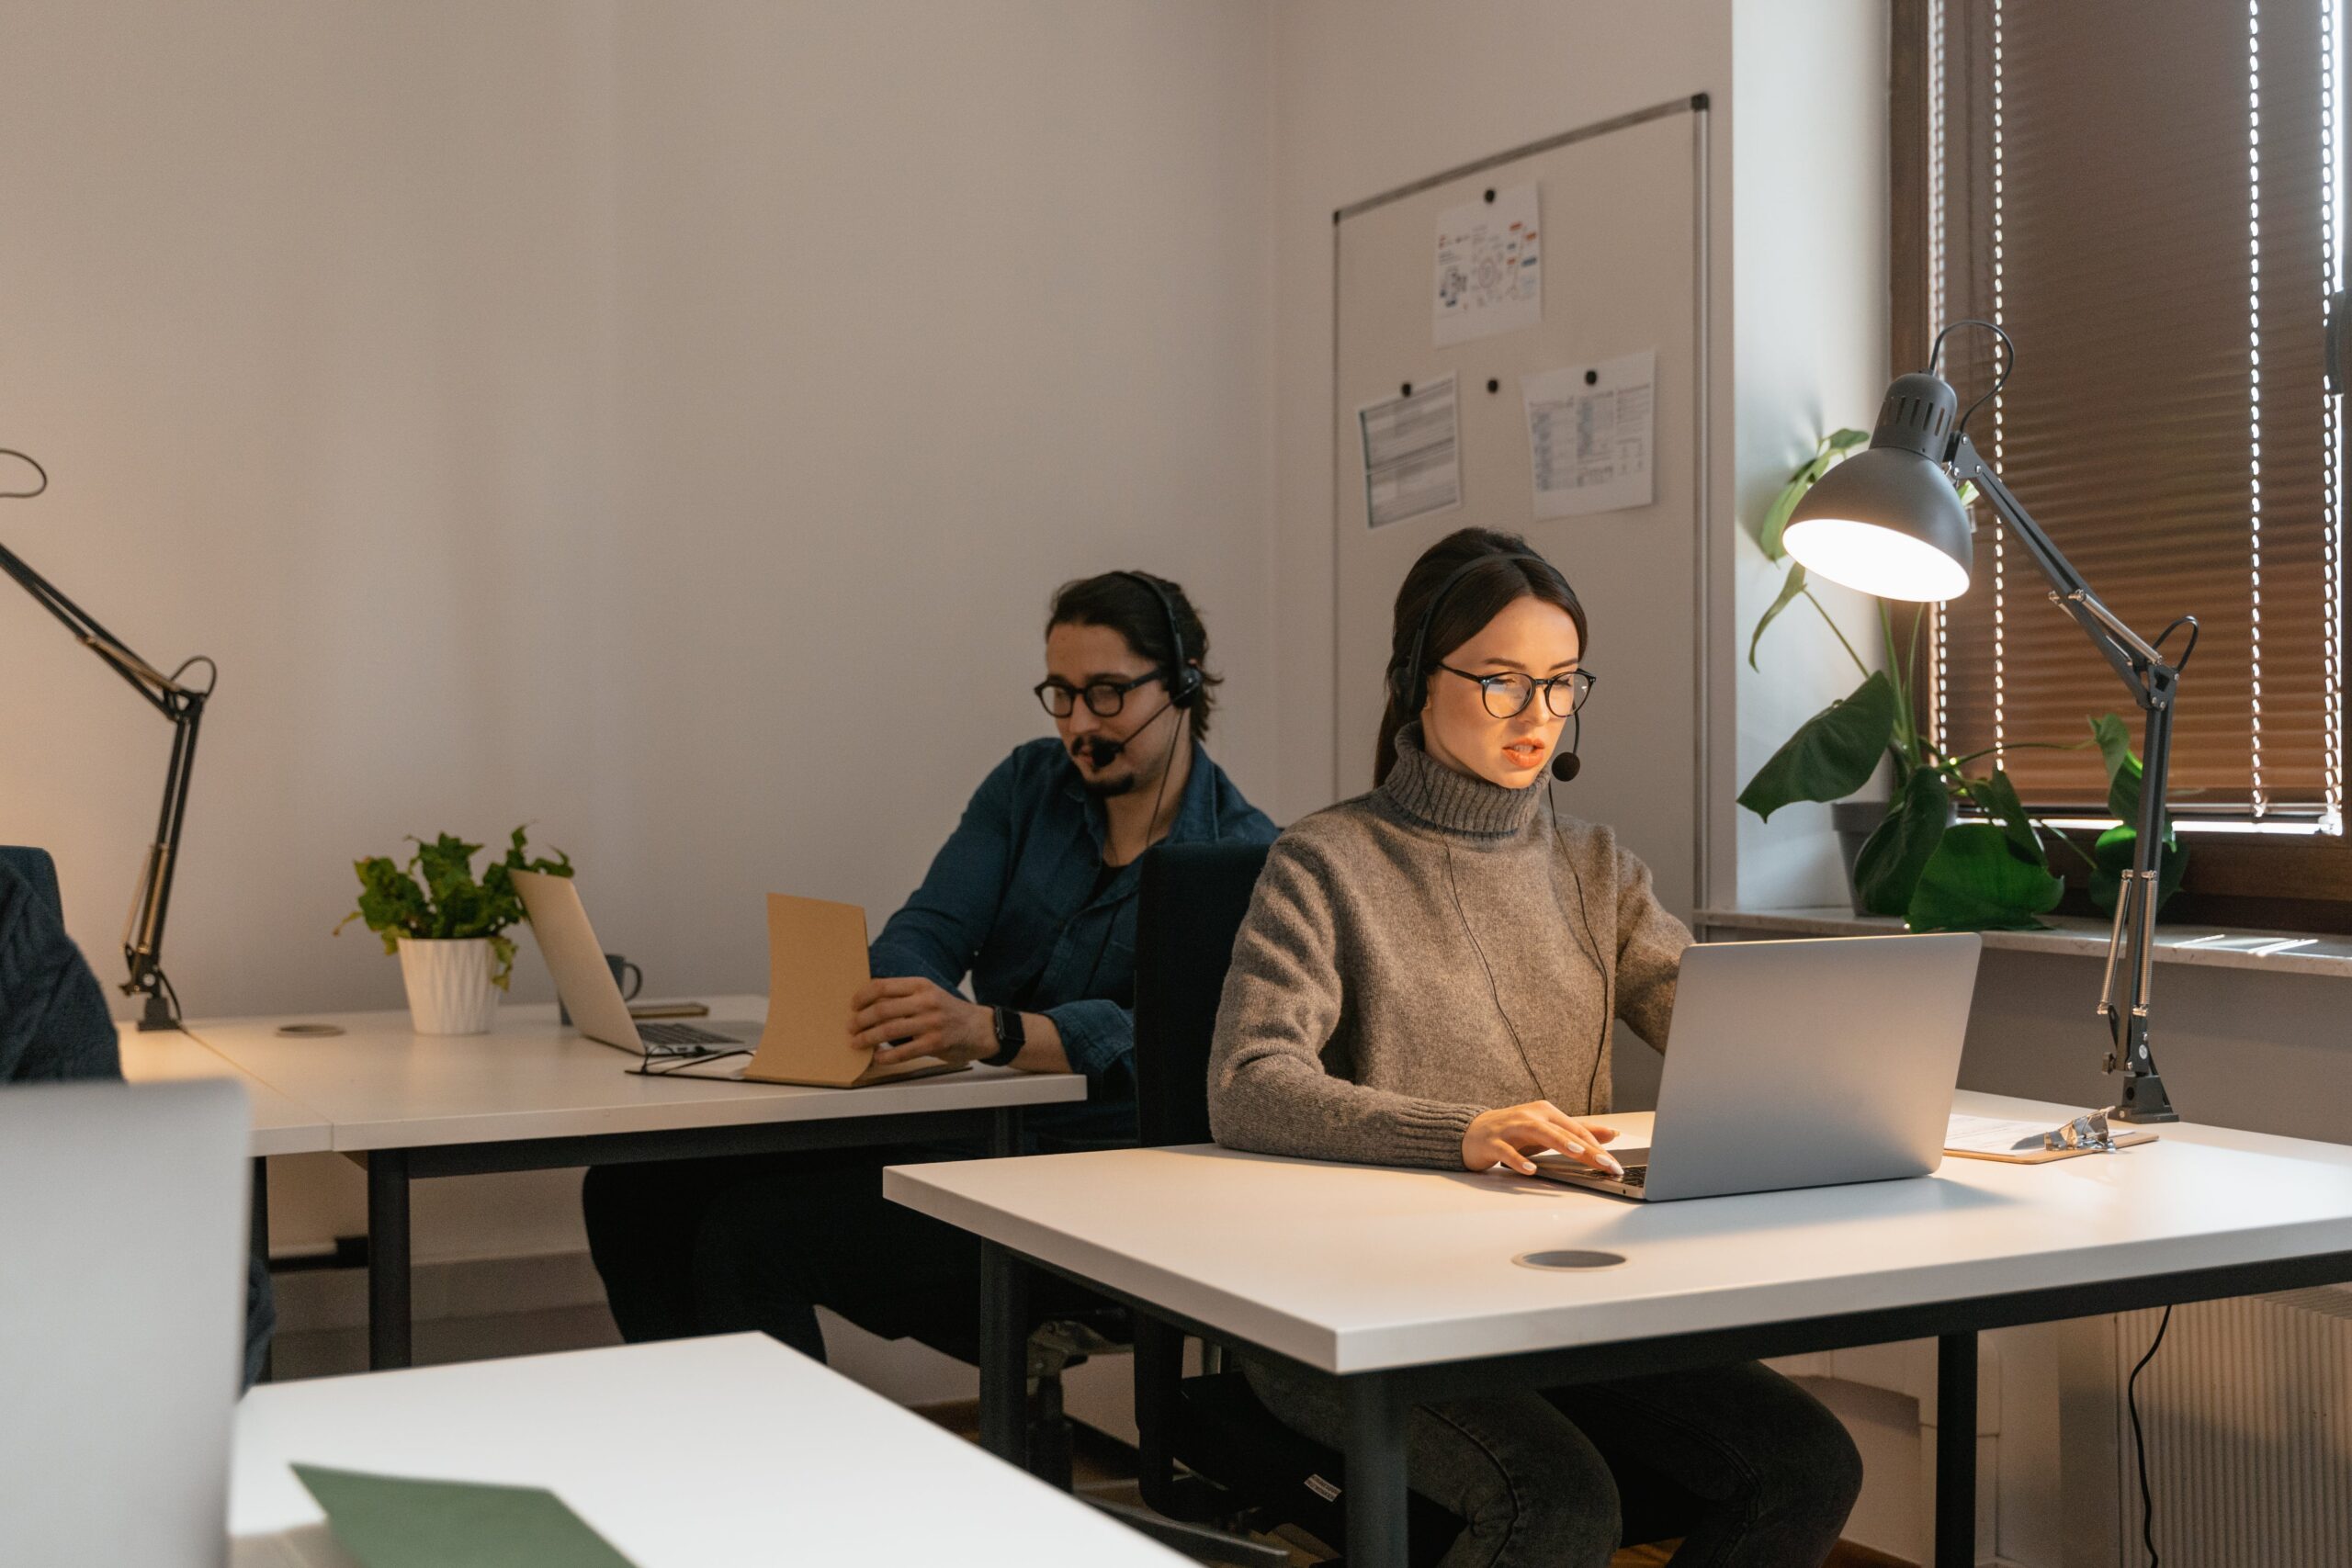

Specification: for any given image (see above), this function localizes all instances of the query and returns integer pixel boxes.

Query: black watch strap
[987,1006,1026,1067]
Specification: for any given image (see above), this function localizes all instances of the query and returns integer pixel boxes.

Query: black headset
[1390,547,1588,783]
[1114,570,1204,710]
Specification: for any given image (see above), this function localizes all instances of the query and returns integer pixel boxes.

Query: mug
[560,952,643,1027]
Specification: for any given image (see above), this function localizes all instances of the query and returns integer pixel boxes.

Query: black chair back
[1133,841,1270,1149]
[0,847,64,924]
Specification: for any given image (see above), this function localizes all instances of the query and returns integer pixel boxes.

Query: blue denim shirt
[869,736,1278,1148]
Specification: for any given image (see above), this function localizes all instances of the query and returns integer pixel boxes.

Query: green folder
[291,1463,639,1568]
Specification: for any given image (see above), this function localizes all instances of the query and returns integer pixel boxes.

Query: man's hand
[1463,1100,1623,1177]
[852,976,996,1067]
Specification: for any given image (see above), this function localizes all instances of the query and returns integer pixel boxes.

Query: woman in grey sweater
[1207,528,1862,1568]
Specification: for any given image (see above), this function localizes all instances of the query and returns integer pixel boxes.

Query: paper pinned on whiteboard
[1524,350,1656,518]
[1359,375,1462,529]
[1433,185,1542,346]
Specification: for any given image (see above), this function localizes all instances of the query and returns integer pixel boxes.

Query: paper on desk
[291,1464,638,1568]
[1945,1114,2065,1156]
[1945,1111,2157,1161]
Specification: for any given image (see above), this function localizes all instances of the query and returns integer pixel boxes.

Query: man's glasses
[1436,664,1598,720]
[1035,672,1163,718]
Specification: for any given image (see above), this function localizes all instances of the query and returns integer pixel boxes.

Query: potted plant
[336,827,572,1034]
[1740,433,2182,931]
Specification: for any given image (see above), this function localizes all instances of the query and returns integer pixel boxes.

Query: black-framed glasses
[1437,664,1598,719]
[1035,671,1163,718]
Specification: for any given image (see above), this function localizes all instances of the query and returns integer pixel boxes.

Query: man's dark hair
[1046,570,1222,743]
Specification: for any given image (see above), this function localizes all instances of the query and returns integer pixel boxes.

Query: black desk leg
[250,1157,273,1383]
[978,1238,1031,1467]
[1345,1373,1411,1568]
[990,1105,1021,1157]
[367,1149,413,1371]
[1936,1331,1978,1568]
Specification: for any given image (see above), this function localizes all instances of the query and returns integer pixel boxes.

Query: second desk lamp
[1783,320,2191,1125]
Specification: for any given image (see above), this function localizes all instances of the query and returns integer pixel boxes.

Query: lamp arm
[1943,434,2182,1122]
[1947,437,2165,685]
[0,540,193,713]
[1,536,209,1030]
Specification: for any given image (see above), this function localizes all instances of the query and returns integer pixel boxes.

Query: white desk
[887,1089,2352,1568]
[117,1026,333,1159]
[230,1335,1183,1568]
[187,998,1086,1370]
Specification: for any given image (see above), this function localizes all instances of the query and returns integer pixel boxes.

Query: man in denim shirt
[582,570,1276,1359]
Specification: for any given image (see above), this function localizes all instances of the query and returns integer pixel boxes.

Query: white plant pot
[397,937,500,1035]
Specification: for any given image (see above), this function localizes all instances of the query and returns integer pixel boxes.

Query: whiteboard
[1331,99,1712,914]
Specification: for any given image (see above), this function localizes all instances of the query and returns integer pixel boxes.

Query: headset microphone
[1079,695,1176,770]
[1549,712,1583,782]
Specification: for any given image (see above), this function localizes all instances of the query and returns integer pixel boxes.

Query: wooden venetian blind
[1923,0,2345,825]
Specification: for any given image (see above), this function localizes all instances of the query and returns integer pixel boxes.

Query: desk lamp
[1,448,211,1031]
[1782,321,2189,1124]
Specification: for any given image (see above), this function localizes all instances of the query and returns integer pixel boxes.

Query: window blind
[1921,0,2345,828]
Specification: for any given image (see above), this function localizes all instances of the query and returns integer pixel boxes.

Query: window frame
[1887,0,2352,931]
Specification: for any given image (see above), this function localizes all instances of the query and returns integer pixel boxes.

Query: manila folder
[738,893,967,1089]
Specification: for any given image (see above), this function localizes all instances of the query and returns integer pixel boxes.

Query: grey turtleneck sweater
[1207,725,1693,1170]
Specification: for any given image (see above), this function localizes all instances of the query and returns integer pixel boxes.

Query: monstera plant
[1739,431,2183,931]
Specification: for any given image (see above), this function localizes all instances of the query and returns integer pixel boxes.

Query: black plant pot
[1831,797,1890,917]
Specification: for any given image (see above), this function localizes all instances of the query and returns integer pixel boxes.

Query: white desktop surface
[228,1335,1183,1568]
[886,1089,2352,1375]
[117,1025,333,1157]
[185,997,1085,1152]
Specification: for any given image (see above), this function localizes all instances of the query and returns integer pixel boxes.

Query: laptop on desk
[515,872,967,1089]
[1535,932,1981,1202]
[514,869,766,1058]
[0,1079,248,1568]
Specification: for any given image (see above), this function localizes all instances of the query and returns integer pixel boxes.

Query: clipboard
[1944,1111,2159,1164]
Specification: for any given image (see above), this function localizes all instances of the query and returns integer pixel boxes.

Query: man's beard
[1080,771,1140,799]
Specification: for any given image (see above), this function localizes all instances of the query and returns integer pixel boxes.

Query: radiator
[2113,1288,2352,1567]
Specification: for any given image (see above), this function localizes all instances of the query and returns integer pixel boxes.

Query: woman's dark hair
[1374,527,1589,784]
[1046,570,1222,742]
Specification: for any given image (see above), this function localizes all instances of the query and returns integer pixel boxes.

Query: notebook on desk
[658,893,968,1089]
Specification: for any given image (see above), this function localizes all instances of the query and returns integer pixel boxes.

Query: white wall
[0,0,1275,1024]
[1730,0,1893,909]
[0,1,1276,1265]
[0,4,622,1021]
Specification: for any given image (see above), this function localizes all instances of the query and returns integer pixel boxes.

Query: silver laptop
[1537,932,1982,1201]
[0,1078,249,1568]
[513,870,764,1059]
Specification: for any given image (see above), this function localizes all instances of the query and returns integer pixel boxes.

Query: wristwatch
[987,1006,1026,1067]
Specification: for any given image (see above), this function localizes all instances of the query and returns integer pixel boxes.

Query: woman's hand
[851,977,994,1067]
[1463,1100,1623,1177]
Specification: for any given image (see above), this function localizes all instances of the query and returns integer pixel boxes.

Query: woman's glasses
[1436,664,1598,719]
[1034,672,1162,718]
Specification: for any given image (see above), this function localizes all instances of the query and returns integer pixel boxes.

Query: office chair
[1129,841,1694,1564]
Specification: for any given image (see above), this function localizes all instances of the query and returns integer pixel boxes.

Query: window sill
[1694,907,2352,982]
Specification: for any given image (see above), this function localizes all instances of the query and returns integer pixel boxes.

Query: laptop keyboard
[637,1022,740,1053]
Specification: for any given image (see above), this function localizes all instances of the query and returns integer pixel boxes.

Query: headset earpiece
[1114,570,1202,711]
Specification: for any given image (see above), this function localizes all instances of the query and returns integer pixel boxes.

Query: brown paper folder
[736,893,968,1089]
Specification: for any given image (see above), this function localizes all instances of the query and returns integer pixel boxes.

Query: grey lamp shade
[1783,446,1975,603]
